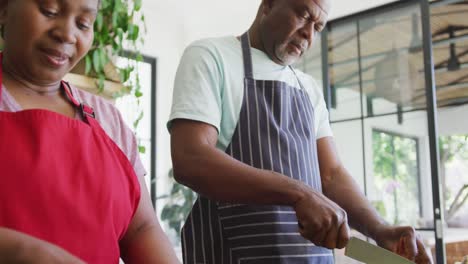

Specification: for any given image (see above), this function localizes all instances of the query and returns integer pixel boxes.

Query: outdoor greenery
[373,132,468,226]
[439,135,468,220]
[372,130,420,226]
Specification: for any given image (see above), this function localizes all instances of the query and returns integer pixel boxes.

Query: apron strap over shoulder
[241,32,254,80]
[62,81,96,121]
[0,53,3,102]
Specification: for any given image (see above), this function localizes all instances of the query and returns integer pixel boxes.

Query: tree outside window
[372,130,422,226]
[439,135,468,227]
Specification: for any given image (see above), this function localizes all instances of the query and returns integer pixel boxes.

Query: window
[440,135,468,226]
[372,130,422,226]
[115,54,157,206]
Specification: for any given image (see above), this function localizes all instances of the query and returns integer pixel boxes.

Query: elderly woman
[0,0,179,263]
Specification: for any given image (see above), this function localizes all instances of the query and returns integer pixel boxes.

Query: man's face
[0,0,98,83]
[259,0,330,66]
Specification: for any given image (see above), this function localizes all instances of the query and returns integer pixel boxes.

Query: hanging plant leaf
[81,0,147,158]
[85,54,92,75]
[97,75,105,92]
[136,53,143,62]
[96,12,104,31]
[119,67,132,83]
[114,0,122,12]
[134,90,143,98]
[127,24,139,41]
[133,111,143,129]
[99,48,108,67]
[101,26,110,44]
[112,10,119,29]
[138,145,146,154]
[117,28,124,45]
[134,0,142,11]
[92,49,102,73]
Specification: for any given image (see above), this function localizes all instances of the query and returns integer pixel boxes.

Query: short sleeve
[315,93,333,139]
[306,78,333,139]
[168,43,223,132]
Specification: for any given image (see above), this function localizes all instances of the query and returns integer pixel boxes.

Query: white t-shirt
[169,36,332,152]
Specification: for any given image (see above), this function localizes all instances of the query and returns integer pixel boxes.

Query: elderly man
[169,0,432,263]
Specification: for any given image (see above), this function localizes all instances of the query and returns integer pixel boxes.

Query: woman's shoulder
[71,86,120,116]
[69,84,146,176]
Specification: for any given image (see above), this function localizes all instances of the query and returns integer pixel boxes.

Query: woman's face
[0,0,98,84]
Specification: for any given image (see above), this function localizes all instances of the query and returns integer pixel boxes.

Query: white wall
[139,0,186,216]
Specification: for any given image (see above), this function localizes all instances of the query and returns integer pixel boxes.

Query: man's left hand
[374,225,433,264]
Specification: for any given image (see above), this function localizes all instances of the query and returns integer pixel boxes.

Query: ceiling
[304,0,468,110]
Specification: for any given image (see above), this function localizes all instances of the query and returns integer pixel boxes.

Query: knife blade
[345,237,414,264]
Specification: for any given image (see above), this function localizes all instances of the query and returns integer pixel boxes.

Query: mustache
[290,40,309,52]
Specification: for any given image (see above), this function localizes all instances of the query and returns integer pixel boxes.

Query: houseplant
[69,0,145,102]
[160,169,196,241]
[78,0,147,151]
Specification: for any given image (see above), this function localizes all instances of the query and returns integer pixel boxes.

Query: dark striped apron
[181,32,334,264]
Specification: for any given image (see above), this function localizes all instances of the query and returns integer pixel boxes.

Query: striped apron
[181,32,334,264]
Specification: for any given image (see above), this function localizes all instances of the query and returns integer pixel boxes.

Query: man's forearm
[321,166,387,239]
[173,143,308,207]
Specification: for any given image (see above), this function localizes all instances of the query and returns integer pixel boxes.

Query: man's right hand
[294,187,350,249]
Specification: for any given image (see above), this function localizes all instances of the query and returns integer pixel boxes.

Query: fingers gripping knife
[345,237,415,264]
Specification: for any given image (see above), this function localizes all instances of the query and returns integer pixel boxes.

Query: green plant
[371,200,387,219]
[439,135,468,220]
[86,0,147,152]
[160,170,196,241]
[373,131,420,226]
[87,0,145,88]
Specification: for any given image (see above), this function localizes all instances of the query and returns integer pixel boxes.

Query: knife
[345,237,414,264]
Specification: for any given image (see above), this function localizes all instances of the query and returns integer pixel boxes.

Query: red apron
[0,56,141,263]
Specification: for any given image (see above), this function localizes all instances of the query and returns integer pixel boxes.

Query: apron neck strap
[62,81,95,120]
[240,32,254,80]
[288,66,305,90]
[239,34,306,90]
[0,53,3,103]
[62,81,80,107]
